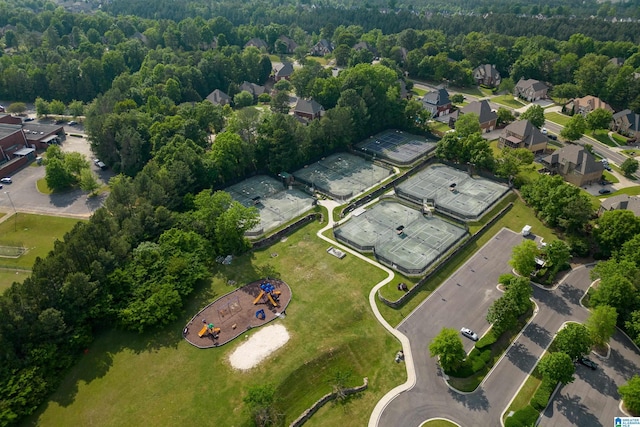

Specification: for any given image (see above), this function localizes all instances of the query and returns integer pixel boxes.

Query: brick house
[421,87,452,118]
[541,145,604,187]
[567,95,613,116]
[310,39,334,56]
[473,64,501,88]
[451,100,498,132]
[293,98,324,122]
[273,62,294,81]
[611,109,640,137]
[514,78,548,102]
[497,120,548,153]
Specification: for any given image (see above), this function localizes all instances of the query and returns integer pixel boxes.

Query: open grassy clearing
[544,112,571,126]
[0,213,82,270]
[430,121,451,133]
[590,129,618,147]
[449,86,485,98]
[492,95,526,109]
[623,149,640,157]
[30,220,405,427]
[377,195,558,326]
[421,419,459,427]
[0,269,30,294]
[412,87,427,96]
[36,178,53,194]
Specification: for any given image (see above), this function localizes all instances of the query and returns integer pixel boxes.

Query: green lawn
[36,178,53,194]
[601,185,640,197]
[503,367,543,421]
[413,87,427,96]
[430,121,452,133]
[544,112,571,126]
[449,86,485,98]
[602,170,619,184]
[421,419,459,427]
[0,213,82,270]
[622,149,640,158]
[377,195,558,326]
[492,95,526,109]
[589,130,618,147]
[0,269,30,294]
[29,220,405,427]
[611,133,628,145]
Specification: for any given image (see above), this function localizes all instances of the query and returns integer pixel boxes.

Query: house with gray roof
[273,62,294,81]
[599,195,640,217]
[514,78,548,102]
[473,64,501,88]
[310,39,334,56]
[293,98,324,122]
[452,100,498,132]
[612,109,640,137]
[277,35,298,54]
[541,145,604,187]
[498,120,548,153]
[353,41,377,56]
[205,89,231,106]
[421,87,452,118]
[239,81,267,99]
[244,38,268,50]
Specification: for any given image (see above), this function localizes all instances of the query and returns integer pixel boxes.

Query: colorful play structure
[255,309,266,320]
[198,323,221,338]
[252,282,281,307]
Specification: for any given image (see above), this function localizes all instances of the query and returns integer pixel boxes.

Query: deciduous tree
[586,305,617,348]
[560,113,586,142]
[553,323,592,360]
[429,327,466,372]
[509,239,539,277]
[538,352,575,385]
[586,108,613,133]
[520,105,545,128]
[619,375,640,415]
[620,158,639,178]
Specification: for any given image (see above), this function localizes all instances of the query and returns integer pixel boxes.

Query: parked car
[578,356,598,370]
[548,134,557,140]
[0,177,12,184]
[541,127,548,135]
[460,327,479,341]
[68,120,78,126]
[599,188,611,194]
[23,117,34,122]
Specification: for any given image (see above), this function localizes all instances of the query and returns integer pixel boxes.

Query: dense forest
[1,0,640,425]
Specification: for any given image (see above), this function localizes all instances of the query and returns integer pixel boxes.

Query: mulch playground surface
[183,279,292,349]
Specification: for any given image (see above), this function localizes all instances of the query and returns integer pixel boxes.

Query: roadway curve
[375,229,600,427]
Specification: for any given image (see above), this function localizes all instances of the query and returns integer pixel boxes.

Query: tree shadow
[574,365,619,399]
[522,322,552,348]
[505,342,538,373]
[447,387,490,412]
[557,282,585,306]
[608,348,640,379]
[552,392,603,427]
[534,289,572,316]
[49,188,84,208]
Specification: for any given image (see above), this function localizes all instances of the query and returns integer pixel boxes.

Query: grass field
[590,129,618,147]
[422,419,459,427]
[0,269,30,294]
[377,194,558,326]
[0,213,82,271]
[28,220,405,427]
[544,112,571,126]
[492,95,526,109]
[36,178,53,194]
[622,149,640,157]
[503,367,543,421]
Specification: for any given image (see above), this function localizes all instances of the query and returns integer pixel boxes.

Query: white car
[541,127,548,135]
[0,177,12,184]
[460,327,479,341]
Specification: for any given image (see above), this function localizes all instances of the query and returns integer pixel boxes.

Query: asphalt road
[377,229,640,427]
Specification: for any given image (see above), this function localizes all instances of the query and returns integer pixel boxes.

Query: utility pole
[5,192,16,231]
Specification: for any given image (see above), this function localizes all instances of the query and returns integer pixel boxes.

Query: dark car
[23,117,34,122]
[578,356,598,370]
[599,188,611,194]
[548,134,558,140]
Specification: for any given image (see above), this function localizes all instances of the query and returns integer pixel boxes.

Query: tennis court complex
[396,164,509,220]
[334,200,467,275]
[356,129,437,165]
[292,153,393,201]
[226,175,315,236]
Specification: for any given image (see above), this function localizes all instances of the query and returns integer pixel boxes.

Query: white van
[522,225,532,236]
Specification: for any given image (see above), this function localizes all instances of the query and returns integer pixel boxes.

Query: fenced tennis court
[293,153,393,201]
[356,129,437,166]
[226,175,315,237]
[333,200,467,275]
[396,164,509,220]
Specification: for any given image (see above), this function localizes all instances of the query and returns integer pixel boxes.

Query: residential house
[277,35,298,54]
[497,120,548,153]
[514,78,548,102]
[473,64,501,88]
[205,89,232,106]
[353,41,377,56]
[541,145,604,187]
[609,57,625,67]
[421,87,452,118]
[567,95,613,116]
[293,98,324,122]
[244,38,268,50]
[599,195,640,217]
[612,109,640,137]
[310,39,334,56]
[239,81,267,99]
[452,100,498,132]
[273,62,294,81]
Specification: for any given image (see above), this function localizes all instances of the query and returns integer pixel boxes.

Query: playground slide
[267,293,279,307]
[198,325,208,337]
[253,290,265,305]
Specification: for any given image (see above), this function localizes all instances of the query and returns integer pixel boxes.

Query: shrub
[505,405,540,427]
[531,378,556,410]
[475,331,497,349]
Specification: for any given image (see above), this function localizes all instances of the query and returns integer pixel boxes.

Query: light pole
[5,192,16,231]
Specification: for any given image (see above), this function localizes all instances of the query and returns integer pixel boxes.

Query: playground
[226,175,315,236]
[334,200,468,275]
[292,153,393,201]
[396,163,510,220]
[183,279,292,349]
[356,129,437,165]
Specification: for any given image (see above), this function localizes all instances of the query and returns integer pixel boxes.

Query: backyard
[28,219,405,427]
[492,95,526,109]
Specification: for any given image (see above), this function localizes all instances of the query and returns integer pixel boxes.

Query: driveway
[376,229,640,426]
